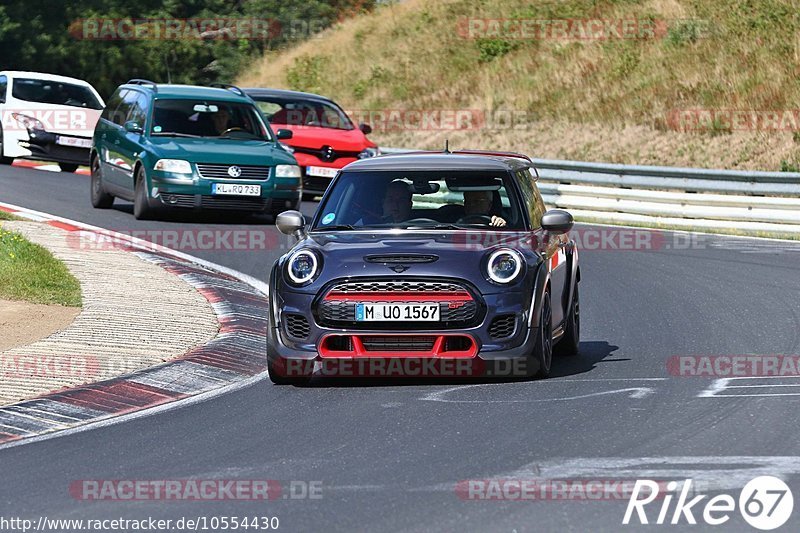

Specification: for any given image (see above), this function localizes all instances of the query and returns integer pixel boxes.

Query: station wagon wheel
[90,155,114,209]
[530,291,553,379]
[555,283,580,356]
[133,166,155,220]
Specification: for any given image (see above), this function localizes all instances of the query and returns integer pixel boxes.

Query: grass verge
[0,225,82,306]
[0,211,20,221]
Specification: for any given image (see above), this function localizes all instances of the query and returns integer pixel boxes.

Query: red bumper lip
[318,333,478,358]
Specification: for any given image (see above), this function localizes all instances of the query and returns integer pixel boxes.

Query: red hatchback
[245,88,379,198]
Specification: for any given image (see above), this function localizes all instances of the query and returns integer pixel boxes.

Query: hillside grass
[239,0,800,170]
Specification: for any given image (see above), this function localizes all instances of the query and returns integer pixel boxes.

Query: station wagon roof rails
[126,79,158,92]
[209,83,246,97]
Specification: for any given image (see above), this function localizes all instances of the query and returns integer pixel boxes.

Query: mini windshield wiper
[400,223,468,230]
[151,132,202,138]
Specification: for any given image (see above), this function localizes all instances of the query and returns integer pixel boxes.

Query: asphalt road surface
[2,164,800,532]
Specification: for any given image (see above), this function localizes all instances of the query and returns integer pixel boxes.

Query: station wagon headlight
[486,248,523,284]
[286,250,319,285]
[154,159,192,174]
[275,164,301,178]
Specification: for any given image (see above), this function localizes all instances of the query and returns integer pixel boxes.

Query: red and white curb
[11,160,90,175]
[0,202,269,448]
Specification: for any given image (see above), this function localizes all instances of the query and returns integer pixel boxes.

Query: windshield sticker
[322,213,335,225]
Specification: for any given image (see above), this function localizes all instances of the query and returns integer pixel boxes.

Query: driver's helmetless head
[463,190,493,215]
[211,108,230,133]
[382,181,413,222]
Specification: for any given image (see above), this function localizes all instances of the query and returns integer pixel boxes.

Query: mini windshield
[12,78,102,109]
[253,97,354,130]
[150,99,270,140]
[313,171,524,230]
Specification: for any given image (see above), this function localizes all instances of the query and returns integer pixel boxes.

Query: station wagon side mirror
[276,210,306,240]
[123,120,143,134]
[276,129,293,140]
[359,123,372,135]
[541,209,574,234]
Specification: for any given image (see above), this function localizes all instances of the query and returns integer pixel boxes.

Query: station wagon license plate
[55,136,92,149]
[356,303,439,322]
[305,166,338,178]
[212,183,261,196]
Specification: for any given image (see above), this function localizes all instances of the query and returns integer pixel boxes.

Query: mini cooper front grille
[285,314,310,339]
[488,314,517,339]
[328,280,464,293]
[364,254,438,264]
[361,335,436,352]
[197,164,271,180]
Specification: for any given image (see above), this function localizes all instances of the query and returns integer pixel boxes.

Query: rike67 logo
[624,476,793,530]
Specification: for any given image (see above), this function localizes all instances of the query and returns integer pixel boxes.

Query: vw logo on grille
[227,165,242,178]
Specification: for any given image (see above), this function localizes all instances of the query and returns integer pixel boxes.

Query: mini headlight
[275,164,301,178]
[487,248,523,284]
[287,250,319,285]
[358,147,380,159]
[154,159,193,174]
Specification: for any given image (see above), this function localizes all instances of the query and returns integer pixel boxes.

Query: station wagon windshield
[150,99,271,140]
[313,171,524,230]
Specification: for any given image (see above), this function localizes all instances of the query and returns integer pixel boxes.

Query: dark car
[244,88,378,199]
[90,80,301,220]
[267,150,581,384]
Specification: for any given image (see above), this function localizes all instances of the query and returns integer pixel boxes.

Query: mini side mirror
[541,209,574,234]
[276,129,293,140]
[276,210,306,239]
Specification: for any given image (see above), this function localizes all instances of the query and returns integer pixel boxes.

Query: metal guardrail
[380,147,800,235]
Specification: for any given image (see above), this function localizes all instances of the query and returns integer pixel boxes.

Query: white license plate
[356,303,440,322]
[212,183,261,196]
[306,166,338,178]
[55,136,92,149]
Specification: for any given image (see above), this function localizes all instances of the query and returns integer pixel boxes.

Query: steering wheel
[456,214,492,225]
[220,127,245,136]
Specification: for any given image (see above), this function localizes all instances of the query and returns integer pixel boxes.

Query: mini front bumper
[267,287,541,379]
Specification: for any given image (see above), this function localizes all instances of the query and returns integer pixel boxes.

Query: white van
[0,71,104,172]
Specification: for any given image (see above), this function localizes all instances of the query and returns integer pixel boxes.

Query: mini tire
[554,283,580,357]
[528,291,553,379]
[90,156,114,209]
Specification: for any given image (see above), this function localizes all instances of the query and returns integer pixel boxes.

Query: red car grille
[319,334,477,358]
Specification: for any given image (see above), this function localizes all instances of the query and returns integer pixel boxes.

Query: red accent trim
[319,333,477,358]
[325,291,472,302]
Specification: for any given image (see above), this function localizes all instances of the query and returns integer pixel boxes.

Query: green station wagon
[90,79,301,220]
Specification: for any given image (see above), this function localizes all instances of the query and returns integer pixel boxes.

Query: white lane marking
[421,380,659,403]
[699,376,800,397]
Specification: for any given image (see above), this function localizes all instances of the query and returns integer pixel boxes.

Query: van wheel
[90,157,114,209]
[133,167,155,220]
